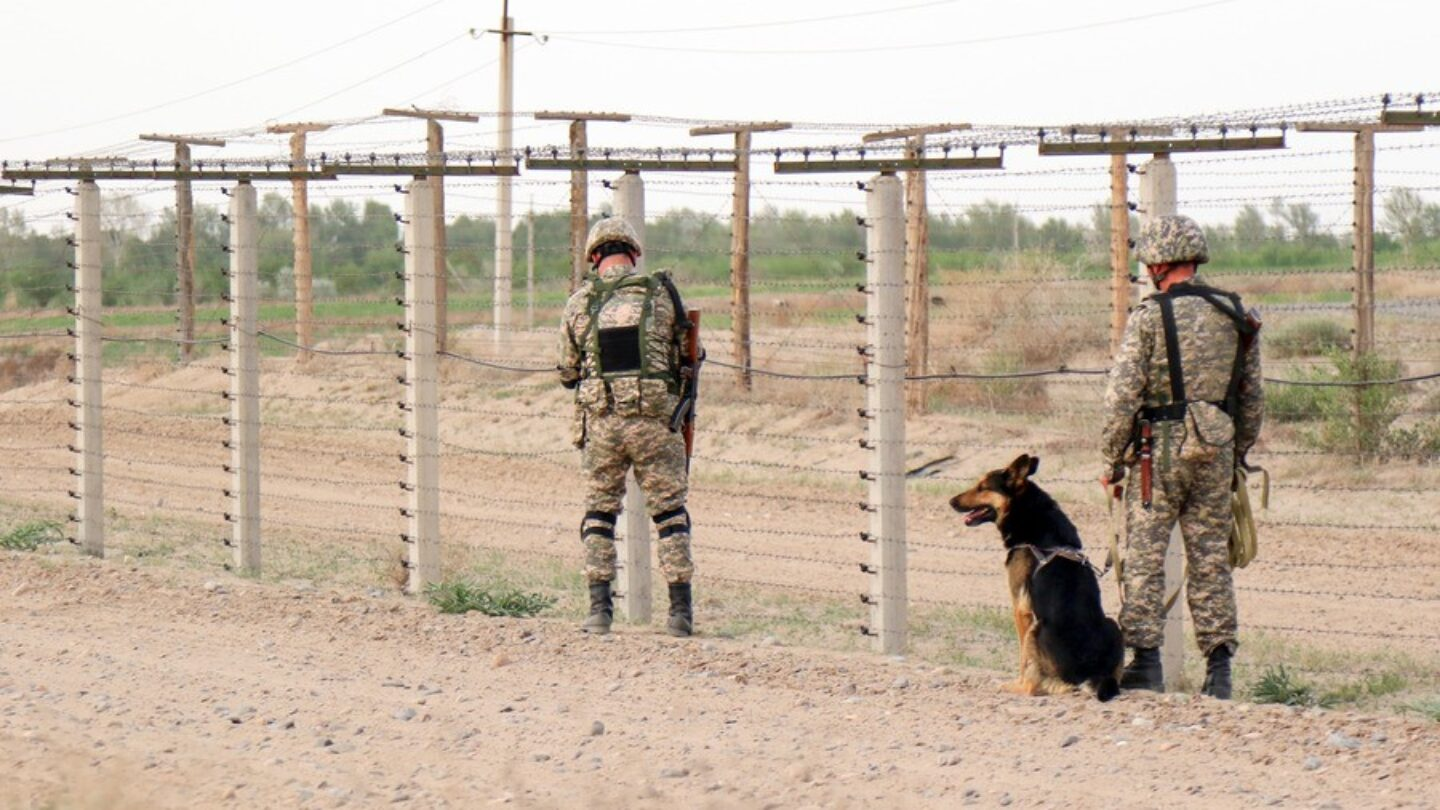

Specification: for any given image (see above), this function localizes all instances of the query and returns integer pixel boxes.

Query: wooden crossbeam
[773,155,1002,174]
[0,184,33,195]
[533,110,632,123]
[322,162,519,177]
[381,107,481,123]
[525,157,735,172]
[861,123,971,143]
[1,164,333,181]
[139,133,227,147]
[1380,110,1440,126]
[1038,135,1285,156]
[689,121,791,136]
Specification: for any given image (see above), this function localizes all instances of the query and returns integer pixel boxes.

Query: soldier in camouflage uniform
[558,217,696,637]
[1099,214,1264,699]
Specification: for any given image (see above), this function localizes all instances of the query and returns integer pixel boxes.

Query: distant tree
[1233,205,1268,245]
[1382,187,1440,256]
[1269,198,1322,244]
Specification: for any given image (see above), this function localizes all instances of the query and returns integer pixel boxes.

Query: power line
[0,0,451,145]
[547,0,1241,56]
[542,0,966,35]
[264,31,471,123]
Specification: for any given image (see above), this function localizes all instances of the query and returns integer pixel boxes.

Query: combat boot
[1119,647,1163,692]
[666,582,693,637]
[1201,646,1233,700]
[581,580,613,635]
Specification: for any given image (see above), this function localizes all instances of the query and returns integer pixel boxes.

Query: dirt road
[2,554,1436,810]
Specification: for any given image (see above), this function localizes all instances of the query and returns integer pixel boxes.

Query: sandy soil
[3,554,1438,810]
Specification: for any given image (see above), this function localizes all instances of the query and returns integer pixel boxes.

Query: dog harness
[1006,544,1099,577]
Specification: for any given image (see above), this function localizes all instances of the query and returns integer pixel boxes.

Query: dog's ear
[1005,454,1036,489]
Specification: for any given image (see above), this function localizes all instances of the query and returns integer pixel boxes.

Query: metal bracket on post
[405,177,441,591]
[74,180,104,557]
[611,171,653,624]
[228,182,262,574]
[865,173,907,655]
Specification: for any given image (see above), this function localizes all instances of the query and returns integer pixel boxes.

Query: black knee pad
[652,506,690,538]
[581,510,616,540]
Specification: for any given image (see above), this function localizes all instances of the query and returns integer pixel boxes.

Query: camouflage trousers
[1120,429,1238,656]
[578,412,693,585]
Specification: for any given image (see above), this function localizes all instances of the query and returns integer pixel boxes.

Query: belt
[1139,400,1227,422]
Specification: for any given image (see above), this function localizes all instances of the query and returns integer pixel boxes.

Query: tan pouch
[1180,401,1235,463]
[611,378,677,419]
[1229,466,1262,568]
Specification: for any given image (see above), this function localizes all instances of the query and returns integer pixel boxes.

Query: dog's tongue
[964,508,989,526]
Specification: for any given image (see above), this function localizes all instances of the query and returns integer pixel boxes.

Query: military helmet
[1136,214,1209,266]
[584,217,643,259]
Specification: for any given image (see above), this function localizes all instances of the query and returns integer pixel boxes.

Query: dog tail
[1092,675,1120,702]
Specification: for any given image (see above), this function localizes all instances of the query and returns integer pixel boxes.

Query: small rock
[1371,732,1388,744]
[891,677,910,690]
[660,767,689,779]
[11,582,29,597]
[492,653,511,669]
[1060,735,1080,748]
[1131,716,1154,729]
[393,707,416,722]
[203,581,222,593]
[590,721,605,736]
[761,636,781,647]
[1326,731,1362,751]
[1303,756,1323,771]
[937,752,962,767]
[998,795,1013,807]
[532,753,551,762]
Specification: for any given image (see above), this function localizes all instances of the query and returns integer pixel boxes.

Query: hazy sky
[3,0,1437,228]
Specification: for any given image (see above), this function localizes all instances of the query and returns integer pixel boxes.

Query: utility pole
[486,2,539,349]
[266,121,332,362]
[533,111,632,290]
[138,133,226,362]
[382,107,481,352]
[862,124,970,413]
[689,121,792,391]
[1298,121,1422,358]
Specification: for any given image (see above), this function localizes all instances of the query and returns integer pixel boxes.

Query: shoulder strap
[1154,293,1186,406]
[656,271,691,334]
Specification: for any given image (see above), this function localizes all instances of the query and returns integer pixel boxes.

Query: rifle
[1139,419,1154,510]
[668,309,703,469]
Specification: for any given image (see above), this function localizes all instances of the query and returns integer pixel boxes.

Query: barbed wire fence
[1,94,1438,697]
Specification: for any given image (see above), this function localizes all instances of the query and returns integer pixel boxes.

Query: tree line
[3,189,1439,309]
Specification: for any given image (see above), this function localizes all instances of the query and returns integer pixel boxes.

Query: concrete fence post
[73,180,104,557]
[405,177,441,591]
[1138,154,1187,691]
[865,172,907,655]
[612,170,653,624]
[228,182,262,574]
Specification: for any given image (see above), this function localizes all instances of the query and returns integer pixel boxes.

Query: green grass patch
[425,579,557,617]
[1403,697,1440,722]
[0,520,65,551]
[1252,665,1328,707]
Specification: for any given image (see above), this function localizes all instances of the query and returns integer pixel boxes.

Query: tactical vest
[576,270,686,415]
[1142,283,1257,424]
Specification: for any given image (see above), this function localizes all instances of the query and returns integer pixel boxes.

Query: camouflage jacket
[558,263,685,420]
[1101,275,1264,467]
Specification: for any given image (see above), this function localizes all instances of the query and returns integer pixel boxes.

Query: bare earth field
[3,554,1439,810]
[2,267,1439,808]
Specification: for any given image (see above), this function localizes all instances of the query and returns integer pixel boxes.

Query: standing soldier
[1099,215,1263,699]
[558,217,697,637]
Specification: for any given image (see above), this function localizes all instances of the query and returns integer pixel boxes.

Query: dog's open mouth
[963,506,996,526]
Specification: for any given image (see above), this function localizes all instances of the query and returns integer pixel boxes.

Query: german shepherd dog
[950,454,1123,701]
